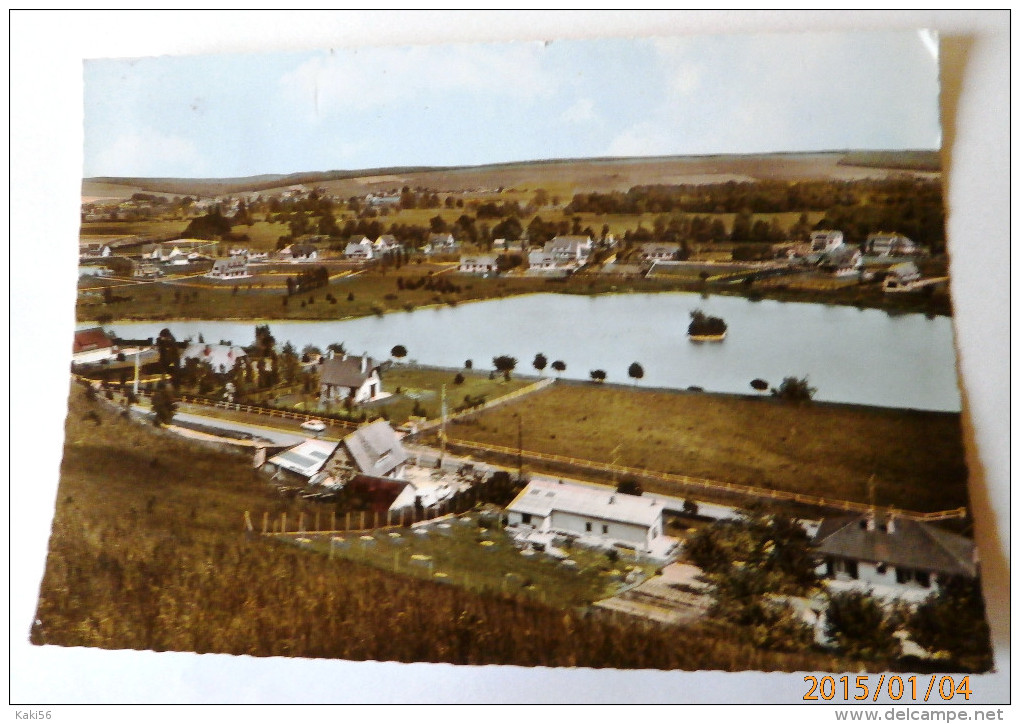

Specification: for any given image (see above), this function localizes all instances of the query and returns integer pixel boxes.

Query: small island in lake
[688,309,728,341]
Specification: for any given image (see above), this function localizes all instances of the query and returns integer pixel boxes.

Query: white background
[7,9,1011,711]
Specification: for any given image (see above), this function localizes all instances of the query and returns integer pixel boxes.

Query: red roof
[73,327,114,354]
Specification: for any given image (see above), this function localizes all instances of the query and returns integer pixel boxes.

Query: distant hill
[82,150,941,201]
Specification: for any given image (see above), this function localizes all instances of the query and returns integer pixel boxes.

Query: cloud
[88,128,204,177]
[560,97,597,124]
[280,42,558,119]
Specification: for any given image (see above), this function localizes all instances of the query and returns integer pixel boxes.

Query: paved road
[132,405,311,447]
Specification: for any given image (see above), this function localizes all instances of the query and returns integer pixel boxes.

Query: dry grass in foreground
[31,385,862,671]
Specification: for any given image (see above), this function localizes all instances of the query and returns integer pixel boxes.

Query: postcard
[14,18,1007,706]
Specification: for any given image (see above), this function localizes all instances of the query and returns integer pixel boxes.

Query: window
[585,522,592,532]
[602,524,609,535]
[522,513,531,524]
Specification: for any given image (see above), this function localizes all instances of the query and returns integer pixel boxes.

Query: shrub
[771,376,816,402]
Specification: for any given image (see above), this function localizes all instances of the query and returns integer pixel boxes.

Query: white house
[639,242,680,261]
[866,232,923,256]
[206,256,250,280]
[546,235,593,265]
[424,233,459,255]
[318,353,382,405]
[279,243,318,263]
[811,513,977,602]
[345,236,375,261]
[374,235,401,253]
[883,261,922,292]
[309,420,409,488]
[505,480,668,555]
[458,254,498,274]
[822,244,863,277]
[527,249,558,270]
[79,242,112,259]
[810,230,845,253]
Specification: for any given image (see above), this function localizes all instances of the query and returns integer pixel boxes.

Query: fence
[437,437,966,522]
[411,376,556,434]
[176,394,361,433]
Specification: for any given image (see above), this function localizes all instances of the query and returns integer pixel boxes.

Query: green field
[287,515,660,609]
[436,383,970,514]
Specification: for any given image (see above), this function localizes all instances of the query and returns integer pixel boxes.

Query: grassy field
[287,514,661,609]
[365,365,534,423]
[435,383,970,514]
[31,385,863,670]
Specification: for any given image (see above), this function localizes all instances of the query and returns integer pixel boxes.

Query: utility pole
[133,349,140,397]
[517,413,523,482]
[440,383,447,467]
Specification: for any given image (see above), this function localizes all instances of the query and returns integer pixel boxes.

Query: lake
[97,292,963,412]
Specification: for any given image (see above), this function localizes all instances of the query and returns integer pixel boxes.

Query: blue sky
[83,30,940,178]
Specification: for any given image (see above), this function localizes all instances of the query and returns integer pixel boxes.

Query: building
[883,261,922,292]
[72,327,118,364]
[281,243,318,262]
[458,254,498,274]
[821,244,863,277]
[374,235,401,254]
[639,243,681,261]
[318,353,383,405]
[132,260,162,279]
[812,513,977,601]
[527,249,558,271]
[329,474,418,514]
[181,343,247,374]
[344,236,375,261]
[424,233,459,255]
[505,480,667,555]
[866,232,923,256]
[206,256,249,280]
[810,230,845,253]
[546,235,593,265]
[79,242,112,259]
[264,439,341,481]
[308,420,409,488]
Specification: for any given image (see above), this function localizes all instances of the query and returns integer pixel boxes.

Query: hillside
[82,150,941,201]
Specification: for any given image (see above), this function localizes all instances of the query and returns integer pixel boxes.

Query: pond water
[97,292,962,412]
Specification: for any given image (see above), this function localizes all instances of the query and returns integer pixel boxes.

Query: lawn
[437,383,971,513]
[286,511,660,609]
[366,365,534,423]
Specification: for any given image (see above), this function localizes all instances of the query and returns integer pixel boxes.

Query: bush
[453,373,465,385]
[825,591,901,660]
[771,376,816,402]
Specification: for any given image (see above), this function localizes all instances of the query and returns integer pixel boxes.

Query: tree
[750,378,769,393]
[464,359,473,370]
[628,362,644,385]
[279,342,300,385]
[391,345,408,362]
[551,360,566,376]
[824,591,901,660]
[492,355,517,382]
[156,328,180,381]
[532,353,548,376]
[908,577,994,671]
[151,383,177,427]
[453,372,465,385]
[589,369,606,383]
[771,376,816,402]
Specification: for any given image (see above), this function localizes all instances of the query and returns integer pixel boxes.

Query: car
[300,419,327,432]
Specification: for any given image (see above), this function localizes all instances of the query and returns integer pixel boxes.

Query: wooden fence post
[262,511,268,534]
[331,511,336,532]
[281,511,287,533]
[387,509,393,527]
[244,511,253,532]
[374,510,379,529]
[360,511,365,530]
[346,511,351,531]
[315,510,320,532]
[400,508,405,527]
[298,512,305,533]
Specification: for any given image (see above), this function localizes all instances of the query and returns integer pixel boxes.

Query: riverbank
[77,266,952,325]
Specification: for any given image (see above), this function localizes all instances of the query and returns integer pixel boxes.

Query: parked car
[300,419,327,432]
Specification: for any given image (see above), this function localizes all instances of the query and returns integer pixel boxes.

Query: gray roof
[342,420,407,477]
[268,439,340,478]
[812,515,976,578]
[507,480,663,528]
[319,355,377,387]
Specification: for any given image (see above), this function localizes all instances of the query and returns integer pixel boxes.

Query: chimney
[886,514,896,534]
[865,514,876,532]
[361,353,367,374]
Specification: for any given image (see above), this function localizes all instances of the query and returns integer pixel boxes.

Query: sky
[83,30,941,179]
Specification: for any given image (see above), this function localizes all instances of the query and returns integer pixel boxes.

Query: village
[68,304,986,666]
